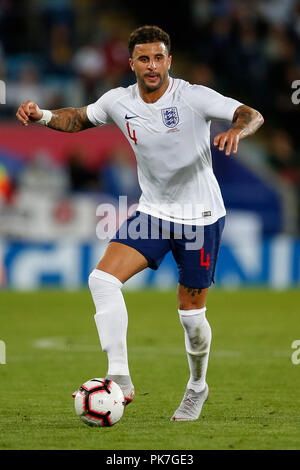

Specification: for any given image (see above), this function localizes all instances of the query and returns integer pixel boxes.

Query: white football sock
[178,307,211,393]
[89,269,130,377]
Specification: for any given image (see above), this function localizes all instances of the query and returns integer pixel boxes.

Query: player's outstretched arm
[231,105,264,139]
[213,105,264,156]
[16,100,94,132]
[46,106,95,132]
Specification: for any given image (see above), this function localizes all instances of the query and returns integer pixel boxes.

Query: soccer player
[16,25,264,421]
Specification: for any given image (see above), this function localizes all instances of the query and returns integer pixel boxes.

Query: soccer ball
[74,378,125,427]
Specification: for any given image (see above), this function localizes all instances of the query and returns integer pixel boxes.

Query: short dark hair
[128,25,171,57]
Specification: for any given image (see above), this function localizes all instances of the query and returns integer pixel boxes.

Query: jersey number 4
[126,122,137,145]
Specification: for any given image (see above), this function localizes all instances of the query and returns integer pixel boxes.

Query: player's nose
[148,60,157,70]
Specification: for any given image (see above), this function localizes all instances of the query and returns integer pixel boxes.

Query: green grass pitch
[0,288,299,450]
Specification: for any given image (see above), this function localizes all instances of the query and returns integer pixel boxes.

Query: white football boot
[119,383,135,406]
[171,383,209,421]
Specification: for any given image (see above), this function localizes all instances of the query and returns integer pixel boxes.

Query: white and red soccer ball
[74,378,125,427]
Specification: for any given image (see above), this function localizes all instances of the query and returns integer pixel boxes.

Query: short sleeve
[187,85,243,122]
[86,89,116,126]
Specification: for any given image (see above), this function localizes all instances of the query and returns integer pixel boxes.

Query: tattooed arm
[16,101,95,132]
[213,105,264,156]
[231,105,264,138]
[47,107,94,132]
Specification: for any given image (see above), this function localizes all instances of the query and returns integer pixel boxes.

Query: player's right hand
[16,100,43,126]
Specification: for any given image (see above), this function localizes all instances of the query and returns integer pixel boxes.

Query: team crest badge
[161,107,179,128]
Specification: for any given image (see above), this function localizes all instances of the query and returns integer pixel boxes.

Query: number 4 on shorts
[200,248,210,270]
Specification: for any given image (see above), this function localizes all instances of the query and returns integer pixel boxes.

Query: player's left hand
[213,128,242,156]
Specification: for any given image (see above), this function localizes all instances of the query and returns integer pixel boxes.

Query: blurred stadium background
[0,0,300,290]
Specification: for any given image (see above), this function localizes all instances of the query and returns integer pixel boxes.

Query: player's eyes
[138,56,163,62]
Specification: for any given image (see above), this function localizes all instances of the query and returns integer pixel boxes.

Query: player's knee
[178,296,207,310]
[88,269,123,301]
[179,300,205,310]
[178,285,208,310]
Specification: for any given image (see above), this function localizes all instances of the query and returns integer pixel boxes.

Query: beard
[138,71,168,93]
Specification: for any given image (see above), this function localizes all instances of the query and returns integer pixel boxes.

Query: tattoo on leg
[183,286,202,297]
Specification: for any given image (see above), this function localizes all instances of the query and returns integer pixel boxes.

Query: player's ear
[168,55,172,70]
[129,57,134,72]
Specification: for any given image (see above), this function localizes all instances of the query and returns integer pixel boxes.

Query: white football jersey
[87,78,242,225]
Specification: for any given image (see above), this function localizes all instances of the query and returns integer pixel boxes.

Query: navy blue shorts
[110,211,225,289]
